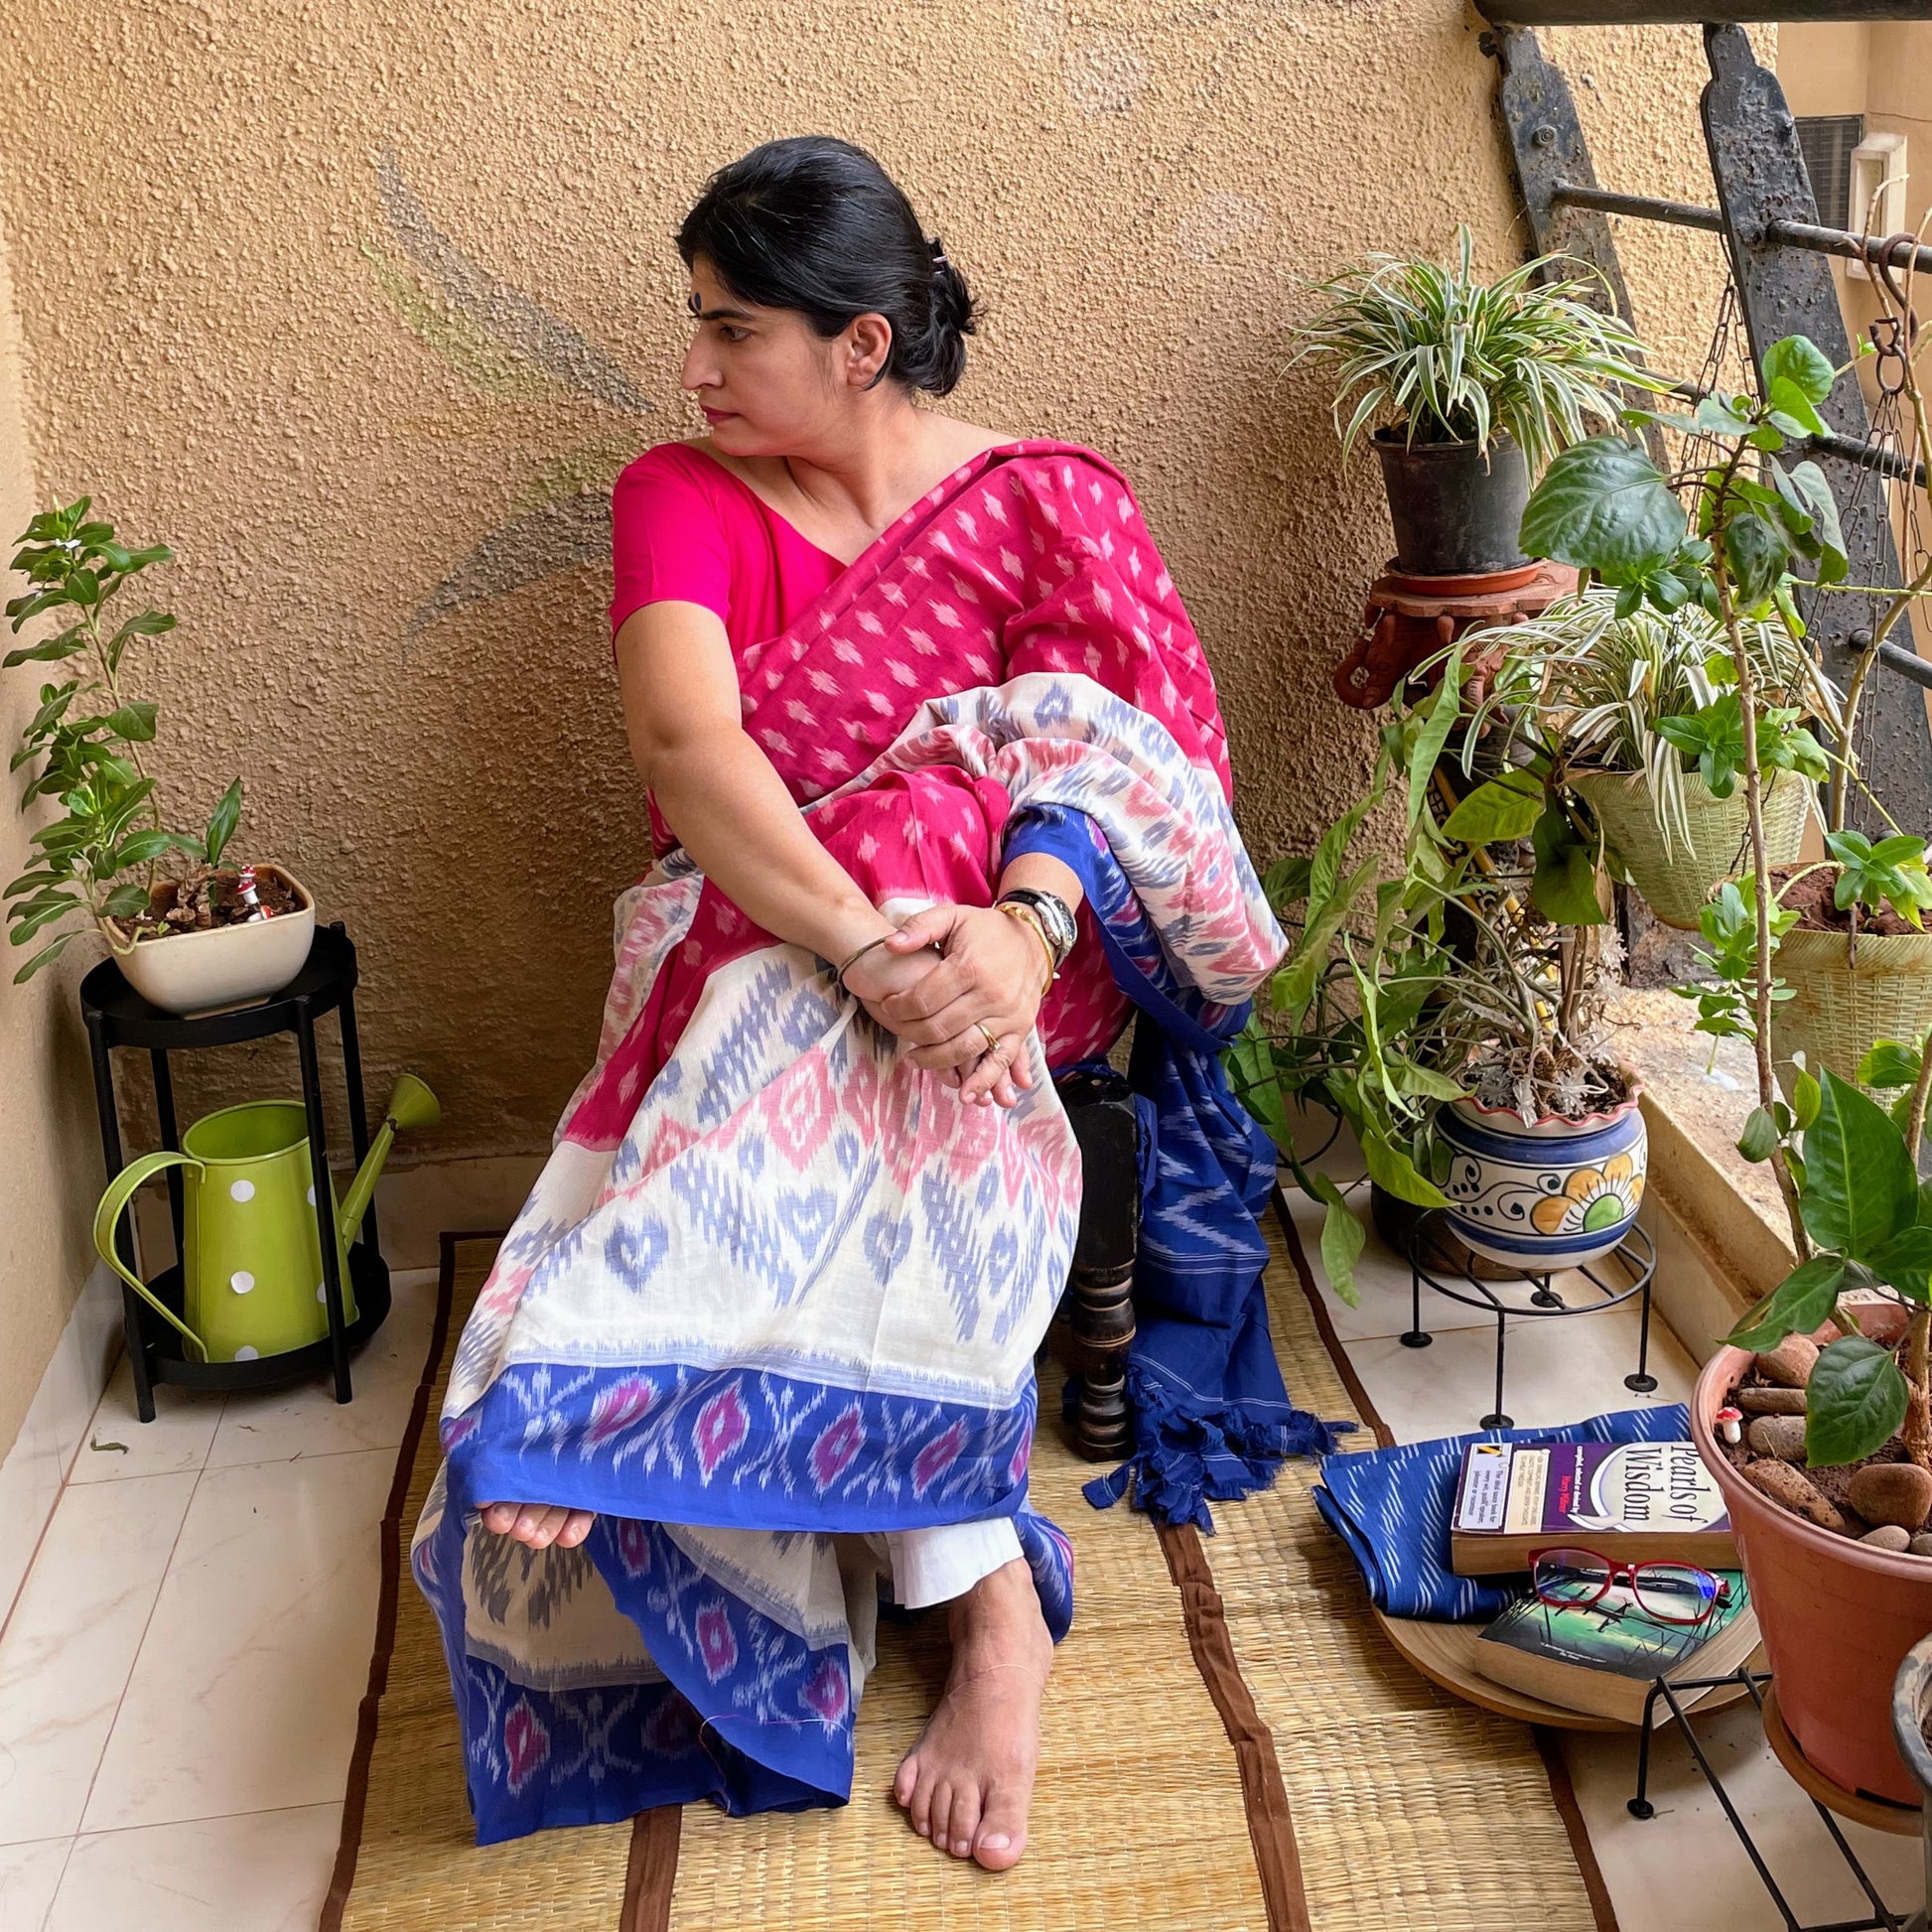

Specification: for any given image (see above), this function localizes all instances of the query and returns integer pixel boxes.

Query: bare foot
[479,1501,596,1550]
[892,1556,1052,1871]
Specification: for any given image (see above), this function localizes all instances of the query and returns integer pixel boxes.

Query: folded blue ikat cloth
[1312,1404,1693,1622]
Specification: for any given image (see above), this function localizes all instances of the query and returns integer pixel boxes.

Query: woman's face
[679,256,895,456]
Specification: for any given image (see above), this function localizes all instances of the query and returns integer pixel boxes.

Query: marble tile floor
[0,1266,440,1932]
[1281,1170,1927,1932]
[1,1198,1924,1930]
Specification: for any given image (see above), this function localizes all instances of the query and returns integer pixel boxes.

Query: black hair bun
[922,238,977,397]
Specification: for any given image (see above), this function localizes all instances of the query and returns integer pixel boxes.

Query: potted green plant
[1692,1057,1932,1805]
[5,494,315,1011]
[1518,325,1932,1802]
[1289,226,1659,578]
[1230,645,1645,1294]
[1464,588,1831,929]
[1770,831,1932,1094]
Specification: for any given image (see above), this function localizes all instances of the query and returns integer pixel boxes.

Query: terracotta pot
[1692,1308,1932,1807]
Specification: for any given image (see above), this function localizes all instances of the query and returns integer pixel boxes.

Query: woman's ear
[841,312,894,387]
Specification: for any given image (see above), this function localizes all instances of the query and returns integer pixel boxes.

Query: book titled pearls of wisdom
[1449,1440,1737,1577]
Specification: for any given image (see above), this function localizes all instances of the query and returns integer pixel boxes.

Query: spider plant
[1288,226,1663,470]
[1463,589,1839,854]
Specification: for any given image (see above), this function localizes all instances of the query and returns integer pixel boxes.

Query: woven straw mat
[326,1219,1605,1931]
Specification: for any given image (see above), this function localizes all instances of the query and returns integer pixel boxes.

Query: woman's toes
[974,1792,1028,1872]
[928,1781,954,1857]
[949,1785,982,1859]
[893,1752,919,1810]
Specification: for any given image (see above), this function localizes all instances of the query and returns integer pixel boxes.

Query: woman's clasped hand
[840,901,1050,1109]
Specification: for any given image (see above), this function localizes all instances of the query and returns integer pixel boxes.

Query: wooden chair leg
[1052,1065,1140,1462]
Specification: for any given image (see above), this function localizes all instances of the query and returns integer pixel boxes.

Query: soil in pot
[1775,863,1920,938]
[124,866,300,941]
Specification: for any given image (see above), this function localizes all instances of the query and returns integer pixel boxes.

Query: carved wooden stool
[1050,1062,1141,1460]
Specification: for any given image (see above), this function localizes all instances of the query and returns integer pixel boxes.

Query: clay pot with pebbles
[1695,1307,1932,1807]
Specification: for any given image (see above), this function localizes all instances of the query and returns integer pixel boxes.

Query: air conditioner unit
[1849,131,1908,278]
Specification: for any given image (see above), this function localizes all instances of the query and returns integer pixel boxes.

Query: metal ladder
[1481,5,1932,827]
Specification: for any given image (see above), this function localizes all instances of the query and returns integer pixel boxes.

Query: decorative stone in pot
[1569,767,1814,932]
[1693,1305,1932,1809]
[1372,430,1529,578]
[1776,924,1932,1095]
[104,862,318,1017]
[1436,1083,1647,1271]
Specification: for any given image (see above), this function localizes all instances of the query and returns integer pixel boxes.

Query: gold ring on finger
[977,1021,1001,1056]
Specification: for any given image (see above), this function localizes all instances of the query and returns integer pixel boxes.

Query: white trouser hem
[882,1518,1025,1610]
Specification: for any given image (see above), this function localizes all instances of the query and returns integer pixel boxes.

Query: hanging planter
[1436,1083,1647,1272]
[1776,924,1932,1093]
[1571,767,1814,931]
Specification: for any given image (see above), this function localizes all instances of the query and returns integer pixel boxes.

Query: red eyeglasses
[1530,1545,1732,1626]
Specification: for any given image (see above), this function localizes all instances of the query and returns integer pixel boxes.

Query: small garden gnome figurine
[234,864,271,922]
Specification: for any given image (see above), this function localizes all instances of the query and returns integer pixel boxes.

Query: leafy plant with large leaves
[1517,335,1857,1257]
[1228,651,1625,1303]
[5,496,245,982]
[1725,1058,1932,1469]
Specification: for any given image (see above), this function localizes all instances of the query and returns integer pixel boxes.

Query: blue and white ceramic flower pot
[1437,1085,1647,1271]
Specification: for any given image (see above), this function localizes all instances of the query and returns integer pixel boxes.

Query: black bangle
[996,887,1076,966]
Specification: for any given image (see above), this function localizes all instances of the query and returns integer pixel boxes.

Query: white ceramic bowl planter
[104,863,318,1017]
[1436,1084,1648,1271]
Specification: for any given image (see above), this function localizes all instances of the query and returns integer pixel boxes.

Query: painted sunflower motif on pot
[1437,1089,1648,1270]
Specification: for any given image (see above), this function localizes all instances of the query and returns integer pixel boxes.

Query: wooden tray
[1374,1606,1764,1730]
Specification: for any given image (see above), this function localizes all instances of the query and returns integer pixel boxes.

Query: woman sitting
[414,134,1287,1871]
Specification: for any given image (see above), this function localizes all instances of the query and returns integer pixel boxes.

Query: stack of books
[1450,1439,1758,1724]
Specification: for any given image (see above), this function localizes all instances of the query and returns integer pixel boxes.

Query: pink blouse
[609,441,847,649]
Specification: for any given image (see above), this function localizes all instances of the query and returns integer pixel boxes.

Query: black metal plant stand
[80,920,391,1422]
[1629,1671,1919,1932]
[1400,1208,1657,1428]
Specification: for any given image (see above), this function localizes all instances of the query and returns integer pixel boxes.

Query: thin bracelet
[835,933,896,989]
[835,931,940,991]
[995,900,1057,999]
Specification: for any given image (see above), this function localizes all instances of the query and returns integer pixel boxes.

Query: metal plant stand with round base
[80,921,392,1422]
[1400,1207,1657,1429]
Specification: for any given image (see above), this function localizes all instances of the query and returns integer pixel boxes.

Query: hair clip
[929,236,950,271]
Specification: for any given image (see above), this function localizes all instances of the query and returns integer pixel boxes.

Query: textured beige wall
[0,5,1746,1205]
[1780,23,1871,121]
[0,203,109,1462]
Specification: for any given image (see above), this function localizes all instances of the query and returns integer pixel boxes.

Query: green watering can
[92,1075,441,1364]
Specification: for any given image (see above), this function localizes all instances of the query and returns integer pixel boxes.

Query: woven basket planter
[1569,767,1813,931]
[1776,924,1932,1093]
